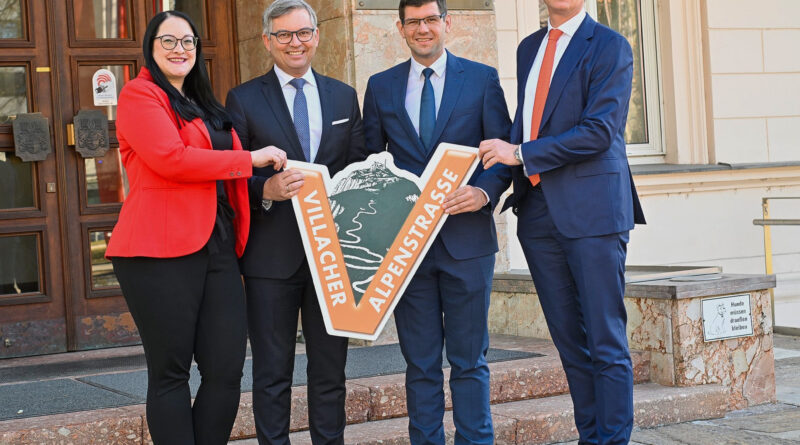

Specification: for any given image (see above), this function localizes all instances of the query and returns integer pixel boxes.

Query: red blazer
[106,67,253,258]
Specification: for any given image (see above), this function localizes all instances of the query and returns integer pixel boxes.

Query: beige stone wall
[705,0,800,164]
[235,0,355,84]
[236,1,501,92]
[351,10,499,100]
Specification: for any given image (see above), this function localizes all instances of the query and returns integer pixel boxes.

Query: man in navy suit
[362,0,511,443]
[226,0,366,443]
[476,0,645,443]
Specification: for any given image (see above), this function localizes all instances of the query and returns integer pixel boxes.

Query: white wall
[706,0,800,164]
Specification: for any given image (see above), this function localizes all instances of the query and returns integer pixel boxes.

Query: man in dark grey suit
[226,0,366,443]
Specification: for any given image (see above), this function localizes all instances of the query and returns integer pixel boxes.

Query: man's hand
[479,139,520,169]
[263,169,305,201]
[443,186,488,215]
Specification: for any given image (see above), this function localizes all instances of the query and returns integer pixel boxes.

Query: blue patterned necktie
[289,77,310,161]
[419,67,435,151]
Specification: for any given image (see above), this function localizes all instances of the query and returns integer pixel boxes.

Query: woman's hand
[250,145,287,170]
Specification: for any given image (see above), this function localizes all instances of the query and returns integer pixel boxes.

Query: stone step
[0,346,650,443]
[275,383,729,445]
[226,348,649,438]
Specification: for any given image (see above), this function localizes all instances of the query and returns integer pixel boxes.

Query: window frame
[586,0,664,162]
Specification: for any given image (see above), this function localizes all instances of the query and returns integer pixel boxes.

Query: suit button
[229,172,235,177]
[236,171,242,176]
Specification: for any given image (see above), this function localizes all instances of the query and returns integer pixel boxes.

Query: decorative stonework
[490,272,777,410]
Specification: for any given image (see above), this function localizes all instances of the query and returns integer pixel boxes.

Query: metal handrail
[753,197,800,336]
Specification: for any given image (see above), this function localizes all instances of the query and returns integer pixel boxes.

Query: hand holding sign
[264,169,305,201]
[442,185,488,215]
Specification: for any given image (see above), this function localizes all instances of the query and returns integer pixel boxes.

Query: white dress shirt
[522,9,586,143]
[405,51,447,137]
[274,65,322,162]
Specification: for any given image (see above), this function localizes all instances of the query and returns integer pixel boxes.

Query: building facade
[1,0,797,358]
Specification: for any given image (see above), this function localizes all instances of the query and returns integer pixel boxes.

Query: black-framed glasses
[402,13,446,30]
[269,27,316,44]
[155,34,199,51]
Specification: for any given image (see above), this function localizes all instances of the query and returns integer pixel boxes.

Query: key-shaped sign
[289,143,480,340]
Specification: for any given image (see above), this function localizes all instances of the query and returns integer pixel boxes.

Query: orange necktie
[528,28,563,187]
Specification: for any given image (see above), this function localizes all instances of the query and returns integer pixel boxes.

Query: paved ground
[553,334,800,445]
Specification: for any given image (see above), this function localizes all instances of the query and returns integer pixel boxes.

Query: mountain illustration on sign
[329,160,420,305]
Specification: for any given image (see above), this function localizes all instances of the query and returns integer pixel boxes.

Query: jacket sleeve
[521,34,634,174]
[362,78,388,155]
[226,86,268,209]
[116,81,252,182]
[475,68,514,210]
[347,87,368,164]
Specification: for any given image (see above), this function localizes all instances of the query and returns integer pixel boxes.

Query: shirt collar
[274,64,317,88]
[410,50,447,80]
[547,9,586,38]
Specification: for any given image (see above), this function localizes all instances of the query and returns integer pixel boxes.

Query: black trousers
[112,242,247,445]
[245,260,348,445]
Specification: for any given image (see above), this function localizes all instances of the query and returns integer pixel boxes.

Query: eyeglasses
[402,13,446,30]
[155,34,199,51]
[269,28,316,44]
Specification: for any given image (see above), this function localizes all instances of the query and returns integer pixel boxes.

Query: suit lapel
[539,15,595,133]
[261,69,305,161]
[391,60,427,157]
[428,50,464,155]
[518,29,546,118]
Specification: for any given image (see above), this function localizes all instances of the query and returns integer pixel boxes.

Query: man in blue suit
[362,0,511,442]
[476,0,646,443]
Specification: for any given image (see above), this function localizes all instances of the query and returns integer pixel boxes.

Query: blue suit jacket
[479,16,645,238]
[363,50,512,260]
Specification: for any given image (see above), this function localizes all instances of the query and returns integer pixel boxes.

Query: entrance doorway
[0,0,239,358]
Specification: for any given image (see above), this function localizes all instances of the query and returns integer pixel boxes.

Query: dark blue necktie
[289,77,310,161]
[419,67,435,150]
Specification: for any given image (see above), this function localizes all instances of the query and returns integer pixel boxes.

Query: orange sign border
[289,143,480,340]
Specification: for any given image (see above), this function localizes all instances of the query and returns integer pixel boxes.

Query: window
[539,0,663,160]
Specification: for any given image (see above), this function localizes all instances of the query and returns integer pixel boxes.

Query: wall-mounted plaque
[73,109,109,158]
[12,113,52,162]
[702,293,754,342]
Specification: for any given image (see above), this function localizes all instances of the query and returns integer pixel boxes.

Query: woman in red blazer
[106,11,285,445]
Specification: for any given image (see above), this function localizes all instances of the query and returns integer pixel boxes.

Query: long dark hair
[142,10,231,130]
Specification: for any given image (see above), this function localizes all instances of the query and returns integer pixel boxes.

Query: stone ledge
[492,270,776,300]
[0,405,146,444]
[286,383,728,444]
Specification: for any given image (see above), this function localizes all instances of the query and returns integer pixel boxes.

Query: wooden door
[0,0,239,357]
[0,0,69,358]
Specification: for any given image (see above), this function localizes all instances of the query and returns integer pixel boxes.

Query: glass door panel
[85,148,128,205]
[0,233,40,296]
[0,0,25,39]
[71,0,132,40]
[0,151,35,209]
[76,62,133,119]
[155,0,208,38]
[0,65,28,123]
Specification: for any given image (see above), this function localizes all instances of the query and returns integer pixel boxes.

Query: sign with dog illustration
[289,143,479,340]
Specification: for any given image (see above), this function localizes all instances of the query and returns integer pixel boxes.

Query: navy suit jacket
[479,15,645,239]
[363,50,512,260]
[226,68,367,279]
